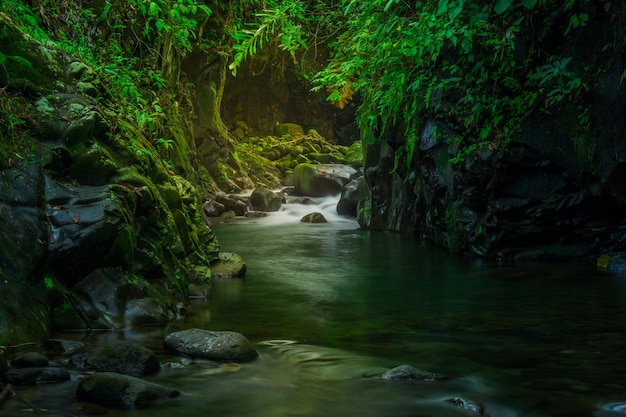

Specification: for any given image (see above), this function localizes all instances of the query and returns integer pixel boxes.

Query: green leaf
[437,0,449,15]
[520,0,538,8]
[8,55,33,70]
[0,52,6,66]
[448,2,463,20]
[198,5,212,17]
[494,0,512,14]
[384,0,397,12]
[149,2,160,17]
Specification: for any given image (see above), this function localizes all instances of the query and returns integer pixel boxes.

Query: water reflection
[10,201,626,417]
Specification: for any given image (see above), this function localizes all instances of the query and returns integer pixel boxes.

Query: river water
[6,196,626,417]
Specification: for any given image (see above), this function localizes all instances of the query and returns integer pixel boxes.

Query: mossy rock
[210,252,246,279]
[290,145,305,157]
[309,152,333,164]
[188,265,212,298]
[345,141,364,165]
[156,183,182,210]
[70,142,119,185]
[275,123,304,137]
[105,224,137,268]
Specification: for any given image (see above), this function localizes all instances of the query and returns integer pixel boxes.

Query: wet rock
[203,198,226,217]
[10,352,49,368]
[124,297,174,326]
[300,212,328,223]
[45,180,134,277]
[3,367,70,385]
[41,339,85,356]
[337,176,369,217]
[164,328,258,362]
[293,163,358,197]
[381,364,449,381]
[244,211,269,218]
[215,193,248,216]
[76,372,179,408]
[211,252,247,279]
[71,268,143,329]
[69,341,160,377]
[249,187,283,212]
[444,397,488,416]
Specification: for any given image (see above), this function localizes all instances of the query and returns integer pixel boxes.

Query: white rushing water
[254,193,358,226]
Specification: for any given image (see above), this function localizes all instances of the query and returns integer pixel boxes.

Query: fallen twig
[0,383,14,408]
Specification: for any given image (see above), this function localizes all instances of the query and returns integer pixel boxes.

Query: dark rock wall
[0,13,219,345]
[360,14,626,261]
[360,79,626,260]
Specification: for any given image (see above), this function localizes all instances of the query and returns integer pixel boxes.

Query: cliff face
[0,12,219,345]
[359,14,626,261]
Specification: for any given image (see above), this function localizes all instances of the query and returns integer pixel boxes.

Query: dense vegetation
[2,0,624,171]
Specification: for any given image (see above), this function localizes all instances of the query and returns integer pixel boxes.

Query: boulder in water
[10,352,49,368]
[337,175,369,217]
[41,339,85,356]
[211,252,247,279]
[248,187,284,212]
[69,341,160,377]
[293,163,358,197]
[164,328,258,362]
[444,397,488,416]
[382,364,449,381]
[76,372,179,408]
[300,212,328,223]
[3,367,70,385]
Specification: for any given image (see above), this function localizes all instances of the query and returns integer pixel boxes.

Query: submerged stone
[211,252,247,278]
[164,328,258,362]
[3,367,70,385]
[382,364,449,381]
[10,352,49,368]
[76,372,179,408]
[69,341,160,377]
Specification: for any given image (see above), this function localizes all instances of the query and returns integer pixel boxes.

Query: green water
[5,210,626,417]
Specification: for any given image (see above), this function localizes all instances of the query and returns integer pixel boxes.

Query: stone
[293,163,359,197]
[203,198,226,217]
[381,364,449,381]
[337,176,369,217]
[275,123,304,137]
[248,187,283,212]
[444,397,487,416]
[211,252,247,278]
[216,193,248,216]
[3,367,70,385]
[164,328,258,362]
[76,372,179,408]
[10,352,49,368]
[41,339,85,356]
[124,297,174,326]
[69,341,160,377]
[300,212,328,223]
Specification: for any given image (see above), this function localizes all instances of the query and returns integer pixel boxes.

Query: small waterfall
[259,194,357,226]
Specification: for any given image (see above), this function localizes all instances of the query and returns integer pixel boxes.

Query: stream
[6,196,626,417]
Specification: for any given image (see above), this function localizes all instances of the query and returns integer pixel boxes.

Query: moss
[70,142,119,184]
[105,225,137,268]
[156,183,182,209]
